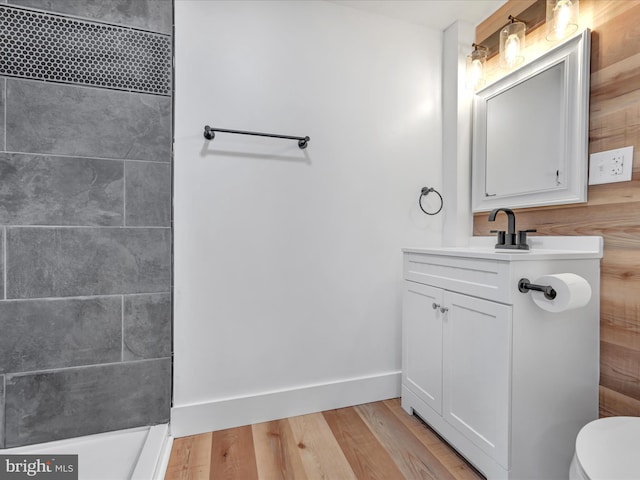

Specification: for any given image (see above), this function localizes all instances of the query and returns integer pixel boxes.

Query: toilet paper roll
[531,273,592,313]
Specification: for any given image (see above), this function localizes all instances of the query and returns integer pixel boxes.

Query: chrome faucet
[488,208,536,250]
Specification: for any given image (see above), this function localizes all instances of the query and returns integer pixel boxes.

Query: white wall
[173,0,443,436]
[442,21,475,246]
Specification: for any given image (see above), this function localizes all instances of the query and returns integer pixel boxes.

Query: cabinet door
[403,281,443,415]
[442,291,511,469]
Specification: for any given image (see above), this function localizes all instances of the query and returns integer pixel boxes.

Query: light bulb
[554,0,572,38]
[470,59,483,88]
[500,19,525,69]
[546,0,578,41]
[505,33,520,67]
[466,45,487,90]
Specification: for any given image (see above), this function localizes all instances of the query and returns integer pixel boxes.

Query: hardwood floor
[165,398,484,479]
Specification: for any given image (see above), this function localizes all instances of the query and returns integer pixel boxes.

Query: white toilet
[570,416,640,479]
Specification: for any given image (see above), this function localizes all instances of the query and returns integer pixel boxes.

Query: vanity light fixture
[466,43,488,90]
[500,15,526,70]
[546,0,579,41]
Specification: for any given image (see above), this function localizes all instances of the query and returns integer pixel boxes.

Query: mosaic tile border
[0,5,172,95]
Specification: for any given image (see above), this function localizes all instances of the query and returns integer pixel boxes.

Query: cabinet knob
[440,306,449,314]
[432,303,440,310]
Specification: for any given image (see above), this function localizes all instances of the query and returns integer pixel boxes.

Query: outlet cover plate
[588,146,634,185]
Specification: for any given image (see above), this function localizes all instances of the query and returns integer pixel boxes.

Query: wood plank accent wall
[473,0,640,418]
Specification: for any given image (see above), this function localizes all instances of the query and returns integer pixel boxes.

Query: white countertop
[403,236,603,261]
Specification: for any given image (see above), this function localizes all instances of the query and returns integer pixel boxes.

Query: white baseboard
[170,371,401,438]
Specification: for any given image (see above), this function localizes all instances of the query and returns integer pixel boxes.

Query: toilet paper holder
[518,278,557,300]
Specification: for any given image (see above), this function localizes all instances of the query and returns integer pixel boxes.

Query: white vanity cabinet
[401,237,603,480]
[404,280,511,469]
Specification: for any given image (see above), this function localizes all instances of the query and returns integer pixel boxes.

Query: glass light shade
[500,21,525,69]
[546,0,579,41]
[466,46,487,90]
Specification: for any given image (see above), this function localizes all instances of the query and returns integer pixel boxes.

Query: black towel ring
[419,187,443,216]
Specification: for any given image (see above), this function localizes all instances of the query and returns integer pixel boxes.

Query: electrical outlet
[588,146,634,185]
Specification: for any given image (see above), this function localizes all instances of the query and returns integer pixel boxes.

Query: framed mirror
[472,29,591,212]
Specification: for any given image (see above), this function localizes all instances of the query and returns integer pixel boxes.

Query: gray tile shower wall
[6,80,172,161]
[0,376,4,448]
[0,229,4,299]
[4,358,171,448]
[7,227,171,298]
[0,1,172,448]
[0,297,122,374]
[123,294,172,361]
[125,161,172,226]
[1,79,5,151]
[0,153,124,226]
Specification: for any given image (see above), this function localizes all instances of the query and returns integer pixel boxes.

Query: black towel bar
[203,125,310,149]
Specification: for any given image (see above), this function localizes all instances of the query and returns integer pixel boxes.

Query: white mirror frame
[472,29,591,212]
